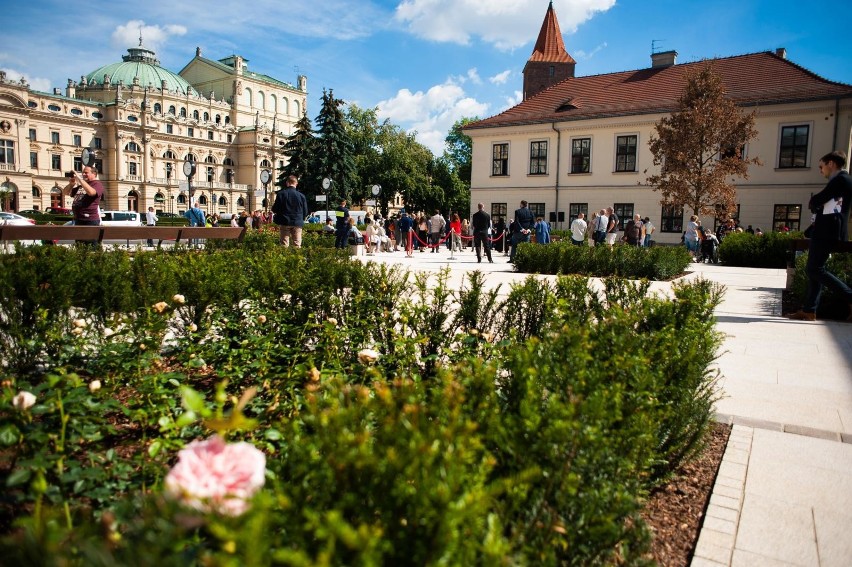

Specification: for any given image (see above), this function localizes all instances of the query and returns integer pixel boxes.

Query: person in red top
[449,213,462,252]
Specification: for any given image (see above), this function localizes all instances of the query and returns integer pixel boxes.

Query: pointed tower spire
[523,1,576,100]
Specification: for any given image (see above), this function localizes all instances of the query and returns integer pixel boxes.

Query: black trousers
[473,232,491,261]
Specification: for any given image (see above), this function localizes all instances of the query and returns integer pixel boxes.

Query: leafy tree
[281,113,320,198]
[431,157,469,216]
[314,89,356,203]
[647,64,760,217]
[443,117,478,187]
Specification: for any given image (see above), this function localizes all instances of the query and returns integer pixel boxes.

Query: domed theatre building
[0,41,306,215]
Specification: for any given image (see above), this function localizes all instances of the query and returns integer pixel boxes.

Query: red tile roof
[526,1,575,65]
[469,51,852,129]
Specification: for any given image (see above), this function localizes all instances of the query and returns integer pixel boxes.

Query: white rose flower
[258,315,267,324]
[189,323,198,333]
[153,302,169,314]
[89,380,102,392]
[327,317,338,326]
[358,348,380,364]
[73,319,87,328]
[13,391,36,411]
[172,294,186,305]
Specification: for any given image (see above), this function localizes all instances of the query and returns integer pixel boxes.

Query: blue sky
[2,0,849,155]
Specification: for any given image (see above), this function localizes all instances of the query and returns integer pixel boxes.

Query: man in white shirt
[593,209,608,246]
[146,206,158,247]
[570,213,587,246]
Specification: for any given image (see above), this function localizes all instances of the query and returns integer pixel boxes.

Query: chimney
[651,50,678,68]
[775,47,787,59]
[66,78,75,98]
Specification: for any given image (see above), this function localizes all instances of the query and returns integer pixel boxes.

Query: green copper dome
[85,45,193,94]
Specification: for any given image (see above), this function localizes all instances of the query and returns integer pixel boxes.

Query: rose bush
[164,435,266,516]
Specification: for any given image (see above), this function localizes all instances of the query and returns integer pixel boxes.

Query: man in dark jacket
[471,202,493,263]
[509,200,535,262]
[789,150,852,321]
[334,199,350,249]
[271,175,309,247]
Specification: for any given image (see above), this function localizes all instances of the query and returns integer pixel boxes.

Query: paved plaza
[355,246,852,567]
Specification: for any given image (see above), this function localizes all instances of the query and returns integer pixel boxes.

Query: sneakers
[787,310,816,321]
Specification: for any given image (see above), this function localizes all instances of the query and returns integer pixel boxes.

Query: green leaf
[181,386,206,414]
[0,424,20,446]
[264,428,283,441]
[6,468,31,487]
[148,440,163,458]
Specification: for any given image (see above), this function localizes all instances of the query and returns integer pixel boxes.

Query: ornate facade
[0,43,306,216]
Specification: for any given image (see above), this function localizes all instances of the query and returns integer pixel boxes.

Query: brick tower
[522,1,576,100]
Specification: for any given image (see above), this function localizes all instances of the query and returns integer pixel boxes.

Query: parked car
[1,212,37,246]
[0,212,36,226]
[45,207,72,215]
[16,209,42,217]
[99,210,142,226]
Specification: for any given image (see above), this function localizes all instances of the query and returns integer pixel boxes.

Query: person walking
[471,203,493,263]
[788,150,852,321]
[570,212,587,246]
[271,175,309,247]
[146,206,158,247]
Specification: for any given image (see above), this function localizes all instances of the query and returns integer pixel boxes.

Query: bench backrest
[0,225,246,243]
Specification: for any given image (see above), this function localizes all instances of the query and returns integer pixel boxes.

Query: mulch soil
[642,422,732,566]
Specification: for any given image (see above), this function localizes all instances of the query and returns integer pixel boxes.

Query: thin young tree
[647,64,760,217]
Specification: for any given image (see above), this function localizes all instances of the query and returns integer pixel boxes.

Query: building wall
[0,54,306,217]
[469,99,852,242]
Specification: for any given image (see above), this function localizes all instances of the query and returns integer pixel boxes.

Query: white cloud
[376,79,489,155]
[574,42,608,60]
[0,67,51,92]
[489,70,512,85]
[466,68,482,85]
[502,90,523,110]
[395,0,616,50]
[111,20,187,51]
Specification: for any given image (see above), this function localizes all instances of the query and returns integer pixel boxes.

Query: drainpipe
[552,122,561,228]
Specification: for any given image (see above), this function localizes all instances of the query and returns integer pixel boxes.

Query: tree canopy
[647,64,760,217]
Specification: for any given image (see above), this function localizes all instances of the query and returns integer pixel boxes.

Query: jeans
[804,237,852,312]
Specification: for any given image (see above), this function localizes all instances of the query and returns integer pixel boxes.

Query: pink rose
[164,435,266,516]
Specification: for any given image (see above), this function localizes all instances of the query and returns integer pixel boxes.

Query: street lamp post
[260,169,271,212]
[182,159,196,203]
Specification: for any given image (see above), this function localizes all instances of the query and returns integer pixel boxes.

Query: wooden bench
[0,225,247,246]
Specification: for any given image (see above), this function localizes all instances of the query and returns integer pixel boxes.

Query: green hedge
[513,240,692,280]
[718,231,801,268]
[0,244,724,565]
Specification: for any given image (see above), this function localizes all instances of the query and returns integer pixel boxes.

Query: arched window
[50,186,63,208]
[177,194,187,205]
[154,103,162,114]
[215,114,221,124]
[281,97,289,116]
[218,195,227,206]
[203,112,210,122]
[260,159,271,168]
[179,107,187,118]
[32,186,42,198]
[258,91,265,110]
[294,100,300,117]
[154,192,165,203]
[237,197,245,207]
[270,94,277,114]
[192,110,199,120]
[163,150,176,160]
[126,190,139,212]
[197,195,208,205]
[125,141,141,152]
[244,87,252,107]
[168,105,176,115]
[184,153,196,163]
[205,155,216,164]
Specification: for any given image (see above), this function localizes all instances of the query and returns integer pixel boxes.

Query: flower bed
[0,238,725,564]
